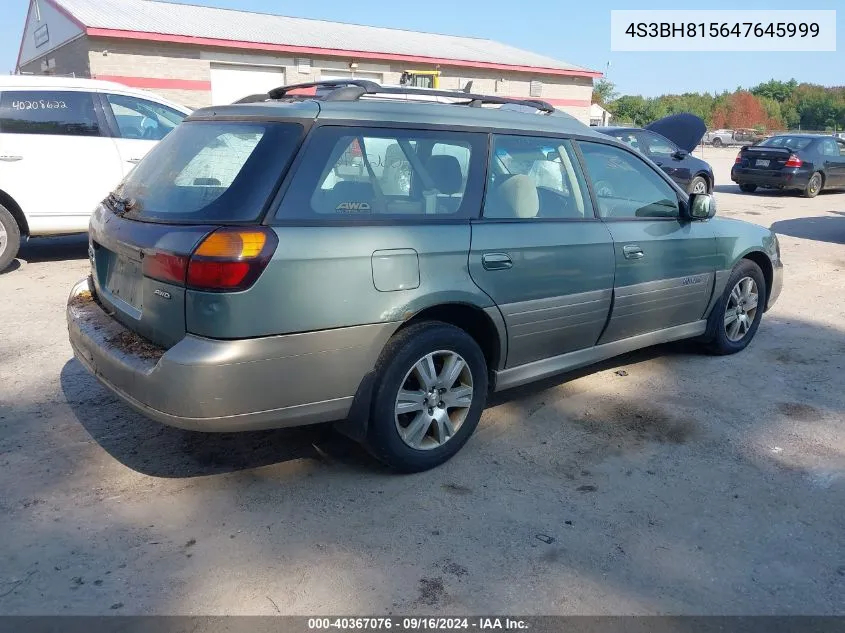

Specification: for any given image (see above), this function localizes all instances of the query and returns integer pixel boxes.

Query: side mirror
[689,193,716,220]
[673,149,688,159]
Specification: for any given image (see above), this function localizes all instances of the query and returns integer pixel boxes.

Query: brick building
[16,0,600,122]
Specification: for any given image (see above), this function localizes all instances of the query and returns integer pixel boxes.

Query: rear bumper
[67,278,397,432]
[731,166,811,189]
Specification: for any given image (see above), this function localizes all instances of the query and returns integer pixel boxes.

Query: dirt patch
[769,349,813,365]
[575,403,696,445]
[105,330,165,362]
[416,577,445,606]
[776,402,822,420]
[68,290,93,309]
[440,560,468,578]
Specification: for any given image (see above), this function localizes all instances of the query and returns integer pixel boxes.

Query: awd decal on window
[336,202,371,213]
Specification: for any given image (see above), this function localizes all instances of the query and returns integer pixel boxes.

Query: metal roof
[50,0,597,76]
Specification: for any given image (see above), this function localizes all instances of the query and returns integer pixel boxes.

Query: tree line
[592,79,845,131]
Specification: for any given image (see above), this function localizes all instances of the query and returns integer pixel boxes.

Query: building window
[297,58,311,74]
[529,80,543,97]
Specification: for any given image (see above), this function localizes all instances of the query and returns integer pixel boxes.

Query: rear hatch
[89,114,309,348]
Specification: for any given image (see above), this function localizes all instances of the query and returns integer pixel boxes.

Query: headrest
[487,175,539,218]
[426,155,463,195]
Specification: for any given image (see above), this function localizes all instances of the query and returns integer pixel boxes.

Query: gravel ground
[0,148,843,615]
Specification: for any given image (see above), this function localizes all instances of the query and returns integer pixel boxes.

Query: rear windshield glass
[114,121,303,223]
[757,136,813,150]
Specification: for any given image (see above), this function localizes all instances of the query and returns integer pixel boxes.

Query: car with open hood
[66,80,782,472]
[596,113,713,195]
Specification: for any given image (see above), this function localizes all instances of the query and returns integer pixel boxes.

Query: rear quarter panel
[186,224,493,339]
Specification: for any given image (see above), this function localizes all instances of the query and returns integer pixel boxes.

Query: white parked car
[0,76,191,271]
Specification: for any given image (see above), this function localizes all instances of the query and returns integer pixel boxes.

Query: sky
[2,0,842,97]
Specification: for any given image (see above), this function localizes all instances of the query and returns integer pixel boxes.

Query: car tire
[688,176,709,195]
[739,184,757,193]
[712,138,723,148]
[802,172,823,198]
[702,259,767,355]
[0,205,21,274]
[365,321,488,472]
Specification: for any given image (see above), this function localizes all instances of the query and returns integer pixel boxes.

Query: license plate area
[756,159,770,168]
[106,254,143,310]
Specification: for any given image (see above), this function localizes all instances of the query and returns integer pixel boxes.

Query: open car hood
[645,113,707,153]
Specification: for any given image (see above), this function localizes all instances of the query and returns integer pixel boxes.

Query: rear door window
[277,126,486,220]
[0,90,102,136]
[485,135,593,219]
[114,120,304,223]
[819,138,840,157]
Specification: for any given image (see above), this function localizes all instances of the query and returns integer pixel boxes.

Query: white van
[0,76,191,271]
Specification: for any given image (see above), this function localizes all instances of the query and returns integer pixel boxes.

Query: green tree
[751,79,798,103]
[592,79,618,105]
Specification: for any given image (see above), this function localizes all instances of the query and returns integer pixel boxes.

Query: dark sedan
[732,134,845,198]
[597,114,714,195]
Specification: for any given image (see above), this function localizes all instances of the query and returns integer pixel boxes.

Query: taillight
[143,251,188,285]
[784,154,803,167]
[734,153,742,164]
[186,227,278,292]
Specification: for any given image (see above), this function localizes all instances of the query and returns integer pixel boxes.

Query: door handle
[623,245,644,260]
[0,155,23,162]
[654,161,664,167]
[482,252,513,270]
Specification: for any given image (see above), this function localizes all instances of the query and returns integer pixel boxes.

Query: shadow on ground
[772,214,845,245]
[59,360,379,478]
[17,233,89,264]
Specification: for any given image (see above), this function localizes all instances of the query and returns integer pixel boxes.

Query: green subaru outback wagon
[67,81,782,472]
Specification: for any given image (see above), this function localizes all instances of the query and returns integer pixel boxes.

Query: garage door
[210,64,285,105]
[320,72,383,84]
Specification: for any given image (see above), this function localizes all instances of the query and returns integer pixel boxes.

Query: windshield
[113,121,304,223]
[757,136,813,151]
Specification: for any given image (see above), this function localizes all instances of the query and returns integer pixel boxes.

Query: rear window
[114,121,303,223]
[757,136,813,151]
[276,126,486,221]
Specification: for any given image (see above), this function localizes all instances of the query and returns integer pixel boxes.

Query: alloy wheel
[724,276,759,342]
[394,350,474,450]
[692,179,708,194]
[0,223,6,258]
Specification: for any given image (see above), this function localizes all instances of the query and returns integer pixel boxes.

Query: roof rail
[267,79,380,100]
[254,79,556,115]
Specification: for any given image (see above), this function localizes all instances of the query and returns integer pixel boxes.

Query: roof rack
[239,80,556,115]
